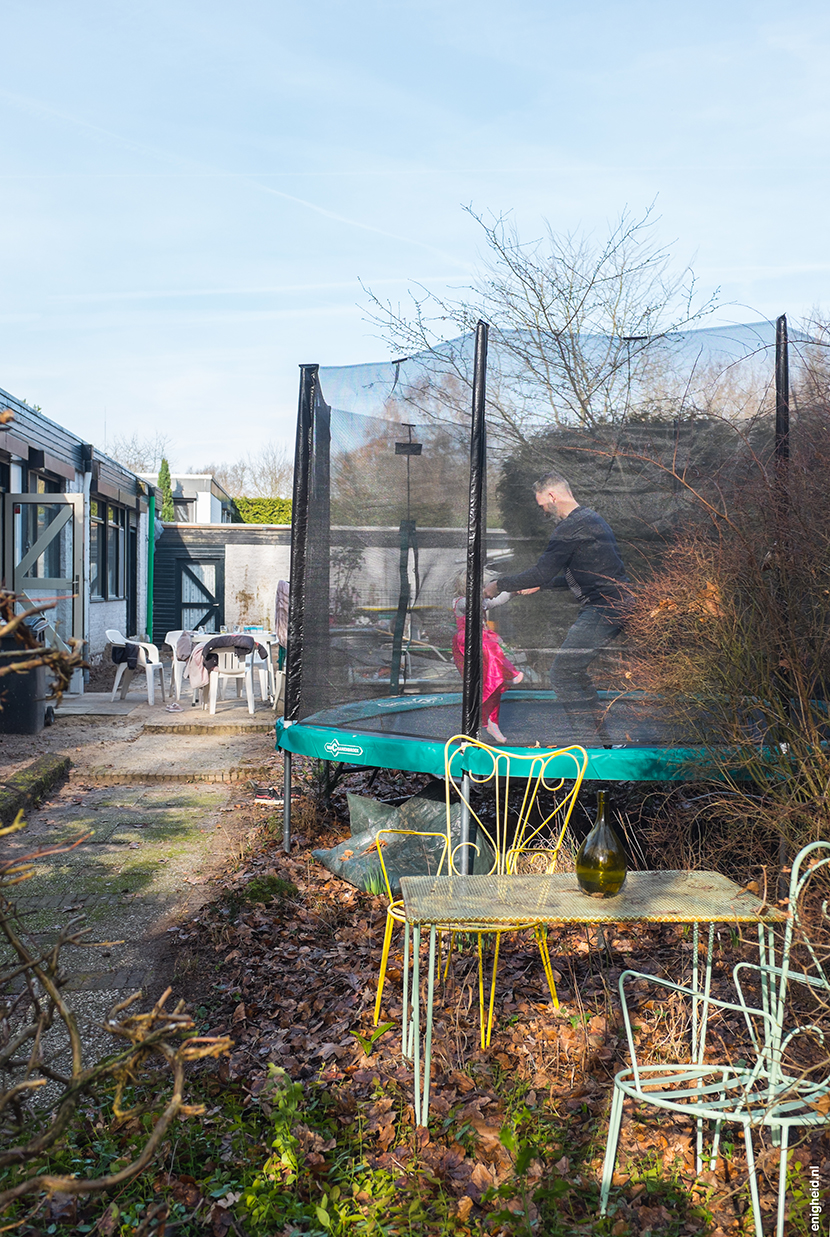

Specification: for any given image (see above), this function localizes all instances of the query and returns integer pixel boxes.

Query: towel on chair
[200,633,266,672]
[186,645,210,689]
[175,633,193,662]
[111,642,139,670]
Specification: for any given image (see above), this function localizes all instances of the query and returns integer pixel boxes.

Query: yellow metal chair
[373,737,588,1049]
[443,736,588,1047]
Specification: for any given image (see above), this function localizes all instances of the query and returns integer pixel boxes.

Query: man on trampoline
[484,469,630,744]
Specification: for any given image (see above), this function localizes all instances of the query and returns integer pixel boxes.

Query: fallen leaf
[470,1162,493,1190]
[470,1120,503,1161]
[455,1196,474,1221]
[210,1203,233,1237]
[45,1193,76,1223]
[170,1175,202,1208]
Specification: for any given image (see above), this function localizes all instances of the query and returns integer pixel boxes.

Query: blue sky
[1,0,829,466]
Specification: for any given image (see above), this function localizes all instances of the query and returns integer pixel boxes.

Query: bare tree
[246,440,292,498]
[104,432,171,474]
[795,310,830,409]
[192,442,292,498]
[364,205,719,447]
[193,458,246,496]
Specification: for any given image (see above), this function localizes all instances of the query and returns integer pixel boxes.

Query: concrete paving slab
[138,701,275,735]
[58,692,276,727]
[1,691,283,1096]
[56,693,140,716]
[2,781,256,1092]
[77,730,274,783]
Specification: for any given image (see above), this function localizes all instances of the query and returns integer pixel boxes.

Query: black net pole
[283,363,317,853]
[774,316,791,897]
[775,314,790,468]
[458,322,488,875]
[462,320,489,738]
[390,520,413,695]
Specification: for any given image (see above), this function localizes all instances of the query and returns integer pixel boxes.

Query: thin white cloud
[48,277,459,303]
[0,85,472,270]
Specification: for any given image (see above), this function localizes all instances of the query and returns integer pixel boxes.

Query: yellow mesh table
[399,871,785,1124]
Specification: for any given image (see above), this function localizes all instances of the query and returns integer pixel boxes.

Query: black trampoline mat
[317,695,694,749]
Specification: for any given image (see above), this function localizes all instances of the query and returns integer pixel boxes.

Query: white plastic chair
[164,630,187,700]
[208,647,255,715]
[252,647,271,702]
[107,630,166,706]
[273,666,286,714]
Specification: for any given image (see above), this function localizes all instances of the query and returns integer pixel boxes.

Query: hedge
[233,497,292,524]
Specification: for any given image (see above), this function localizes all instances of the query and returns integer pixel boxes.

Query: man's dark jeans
[550,605,621,735]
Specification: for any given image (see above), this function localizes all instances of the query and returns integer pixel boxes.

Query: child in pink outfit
[452,576,523,744]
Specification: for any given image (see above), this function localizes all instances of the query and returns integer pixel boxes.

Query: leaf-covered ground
[10,759,830,1236]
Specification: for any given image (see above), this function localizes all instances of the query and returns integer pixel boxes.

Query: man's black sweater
[496,506,629,616]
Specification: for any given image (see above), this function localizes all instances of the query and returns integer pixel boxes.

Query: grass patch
[241,874,298,905]
[221,873,300,919]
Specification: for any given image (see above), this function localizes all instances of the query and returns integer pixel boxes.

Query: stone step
[84,766,271,784]
[143,721,275,735]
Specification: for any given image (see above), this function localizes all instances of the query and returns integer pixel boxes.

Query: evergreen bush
[158,457,175,522]
[233,497,292,524]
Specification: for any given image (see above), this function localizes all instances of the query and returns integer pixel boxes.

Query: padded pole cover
[285,365,316,723]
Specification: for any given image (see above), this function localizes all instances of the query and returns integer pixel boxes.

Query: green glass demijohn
[575,790,627,897]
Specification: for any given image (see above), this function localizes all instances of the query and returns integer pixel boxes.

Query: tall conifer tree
[158,457,174,521]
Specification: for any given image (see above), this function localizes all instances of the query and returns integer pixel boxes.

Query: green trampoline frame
[275,691,699,781]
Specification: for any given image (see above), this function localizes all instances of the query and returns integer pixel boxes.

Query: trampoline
[278,690,694,781]
[276,318,798,846]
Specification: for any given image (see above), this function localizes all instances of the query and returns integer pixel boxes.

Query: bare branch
[0,822,231,1212]
[363,205,719,448]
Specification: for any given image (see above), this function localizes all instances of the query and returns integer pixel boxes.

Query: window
[30,473,62,494]
[22,501,64,580]
[90,499,127,599]
[173,498,194,522]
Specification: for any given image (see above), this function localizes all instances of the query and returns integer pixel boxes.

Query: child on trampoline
[452,573,523,744]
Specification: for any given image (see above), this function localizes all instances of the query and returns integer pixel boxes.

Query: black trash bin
[0,633,47,734]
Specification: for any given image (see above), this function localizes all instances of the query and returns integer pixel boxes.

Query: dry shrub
[620,406,830,859]
[615,785,791,883]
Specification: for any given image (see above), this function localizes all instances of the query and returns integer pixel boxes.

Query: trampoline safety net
[280,321,803,775]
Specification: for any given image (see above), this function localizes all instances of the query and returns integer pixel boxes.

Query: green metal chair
[373,826,450,1041]
[599,840,830,1237]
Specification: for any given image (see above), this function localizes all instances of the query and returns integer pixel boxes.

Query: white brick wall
[89,598,129,658]
[225,542,291,629]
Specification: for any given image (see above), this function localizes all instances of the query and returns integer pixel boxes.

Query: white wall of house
[195,489,210,523]
[224,540,291,629]
[139,473,231,525]
[137,509,150,638]
[89,598,129,654]
[194,489,225,524]
[1,387,153,688]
